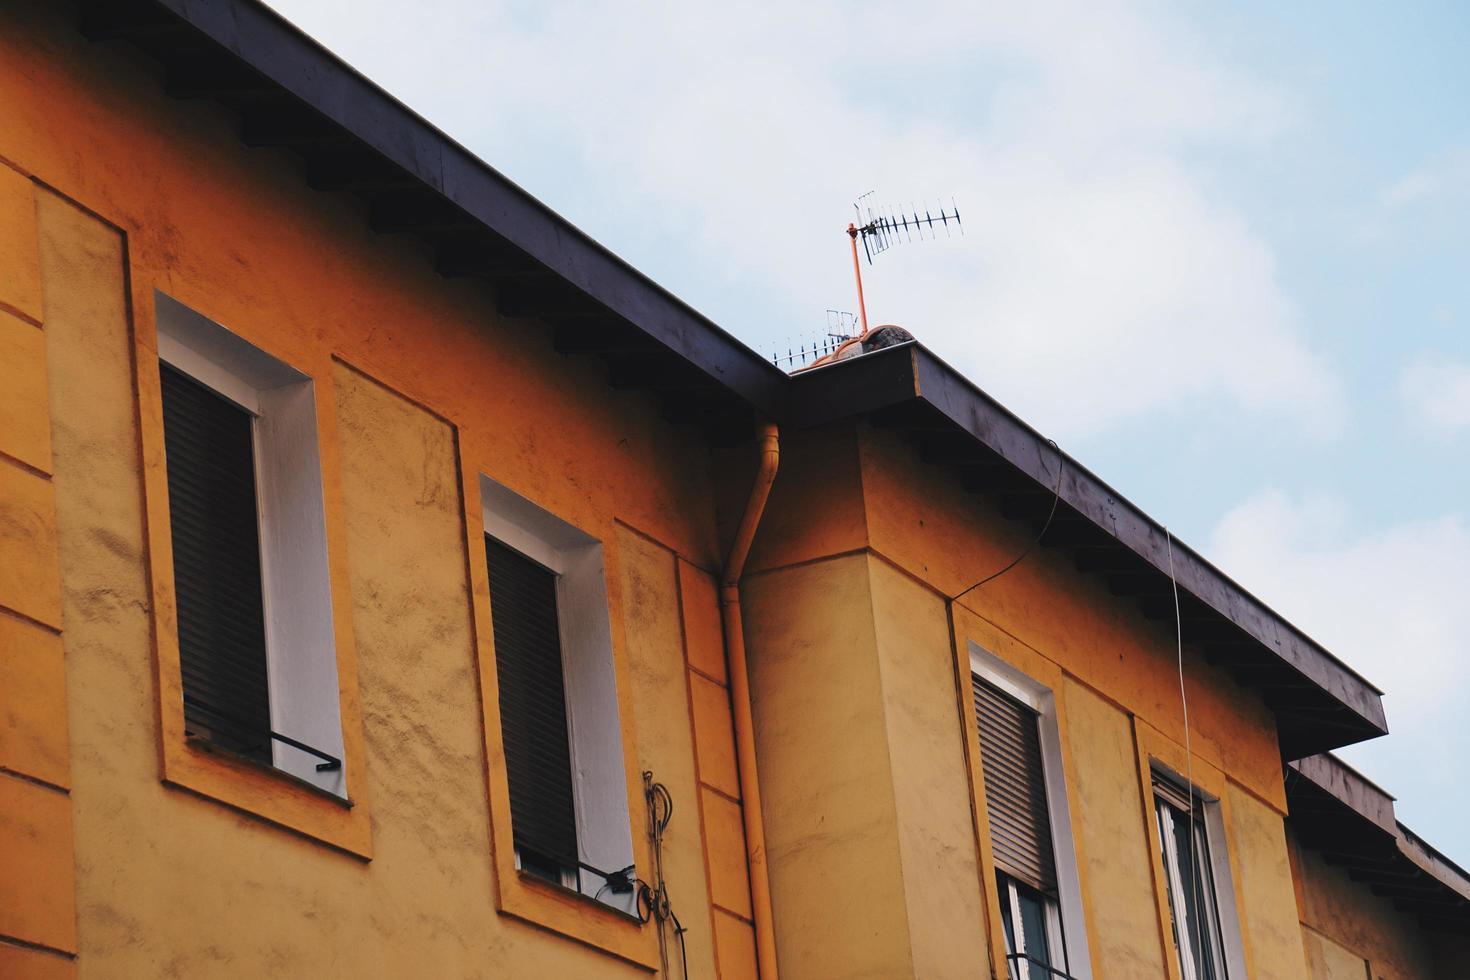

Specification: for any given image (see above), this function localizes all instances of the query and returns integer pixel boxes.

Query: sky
[264,0,1470,863]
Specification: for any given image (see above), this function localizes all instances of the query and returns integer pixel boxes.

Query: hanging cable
[941,436,1062,979]
[950,438,1065,603]
[641,771,690,980]
[1165,529,1207,975]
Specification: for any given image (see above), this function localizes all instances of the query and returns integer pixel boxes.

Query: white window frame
[481,474,635,914]
[1150,764,1247,980]
[999,873,1069,980]
[155,292,345,797]
[970,643,1093,980]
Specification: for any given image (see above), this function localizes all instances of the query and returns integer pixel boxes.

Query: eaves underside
[1289,754,1470,932]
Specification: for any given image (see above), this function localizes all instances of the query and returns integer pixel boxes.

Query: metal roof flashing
[77,0,1385,759]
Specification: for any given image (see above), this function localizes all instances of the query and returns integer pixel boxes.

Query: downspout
[721,422,781,979]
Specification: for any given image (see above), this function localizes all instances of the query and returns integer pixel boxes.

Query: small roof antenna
[845,193,963,336]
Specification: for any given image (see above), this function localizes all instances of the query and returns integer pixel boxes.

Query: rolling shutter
[1153,772,1195,814]
[160,363,273,764]
[485,536,580,870]
[973,675,1058,893]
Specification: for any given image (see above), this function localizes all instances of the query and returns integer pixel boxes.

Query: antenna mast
[845,192,962,338]
[845,221,871,336]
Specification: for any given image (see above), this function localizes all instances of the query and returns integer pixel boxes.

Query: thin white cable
[1164,528,1206,974]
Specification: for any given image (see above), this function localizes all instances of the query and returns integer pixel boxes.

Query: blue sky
[266,0,1470,862]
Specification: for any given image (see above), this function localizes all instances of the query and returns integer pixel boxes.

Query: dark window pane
[1157,796,1224,980]
[486,536,579,878]
[160,363,272,763]
[999,871,1065,979]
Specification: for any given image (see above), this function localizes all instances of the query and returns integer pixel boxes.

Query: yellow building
[0,1,1465,977]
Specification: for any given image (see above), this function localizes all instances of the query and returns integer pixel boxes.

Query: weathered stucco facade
[2,2,1467,978]
[0,4,754,975]
[739,423,1306,979]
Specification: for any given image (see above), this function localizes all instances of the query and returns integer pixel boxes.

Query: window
[1153,774,1228,980]
[969,645,1090,980]
[481,475,634,912]
[974,677,1071,979]
[997,873,1070,980]
[156,293,344,796]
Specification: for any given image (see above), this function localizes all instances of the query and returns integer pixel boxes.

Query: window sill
[159,726,373,859]
[184,734,354,808]
[514,866,644,925]
[497,865,657,968]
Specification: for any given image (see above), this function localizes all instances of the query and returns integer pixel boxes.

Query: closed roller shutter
[486,536,579,871]
[160,362,273,764]
[973,675,1057,893]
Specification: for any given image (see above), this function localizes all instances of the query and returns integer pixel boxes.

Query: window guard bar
[270,731,342,771]
[1006,953,1082,980]
[576,859,636,895]
[520,841,636,895]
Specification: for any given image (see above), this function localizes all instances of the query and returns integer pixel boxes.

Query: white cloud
[1381,147,1470,209]
[1400,354,1470,433]
[1209,490,1470,854]
[263,0,1343,439]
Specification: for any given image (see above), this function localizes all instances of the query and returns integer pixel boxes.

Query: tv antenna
[771,311,859,369]
[846,192,962,335]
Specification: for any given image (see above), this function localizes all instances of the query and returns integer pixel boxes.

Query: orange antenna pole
[847,223,870,337]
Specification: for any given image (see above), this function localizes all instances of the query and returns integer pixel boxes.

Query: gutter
[721,424,781,978]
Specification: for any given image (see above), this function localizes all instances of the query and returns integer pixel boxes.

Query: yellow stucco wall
[868,559,990,978]
[0,2,758,975]
[857,424,1285,811]
[743,553,917,979]
[1059,680,1170,978]
[1226,782,1308,980]
[740,421,1317,978]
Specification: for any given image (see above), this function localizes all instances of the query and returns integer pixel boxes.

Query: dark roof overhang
[1288,754,1470,933]
[71,0,1386,759]
[77,0,788,446]
[788,343,1388,759]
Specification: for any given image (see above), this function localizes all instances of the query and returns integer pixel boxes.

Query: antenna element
[845,193,962,336]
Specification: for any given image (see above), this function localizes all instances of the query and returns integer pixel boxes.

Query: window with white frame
[1151,769,1244,980]
[481,475,635,912]
[970,645,1092,980]
[155,293,345,796]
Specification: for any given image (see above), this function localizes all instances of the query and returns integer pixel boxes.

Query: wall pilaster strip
[0,167,77,974]
[679,560,759,977]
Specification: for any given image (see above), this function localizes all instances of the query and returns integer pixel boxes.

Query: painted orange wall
[0,3,758,975]
[1,5,1442,980]
[0,143,76,980]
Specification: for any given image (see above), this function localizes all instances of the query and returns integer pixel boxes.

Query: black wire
[652,782,673,836]
[950,438,1064,602]
[640,781,690,980]
[671,909,690,980]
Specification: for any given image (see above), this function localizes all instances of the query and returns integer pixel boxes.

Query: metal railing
[270,731,341,772]
[1005,952,1082,980]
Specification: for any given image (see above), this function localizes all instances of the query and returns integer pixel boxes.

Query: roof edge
[81,0,1388,759]
[791,342,1388,756]
[132,0,789,414]
[1292,754,1470,908]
